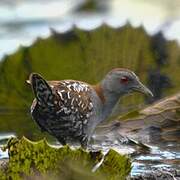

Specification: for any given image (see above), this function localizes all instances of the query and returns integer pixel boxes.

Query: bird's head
[102,68,153,97]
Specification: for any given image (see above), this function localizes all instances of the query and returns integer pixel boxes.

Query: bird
[28,68,153,148]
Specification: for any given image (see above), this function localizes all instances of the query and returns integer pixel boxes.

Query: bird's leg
[80,136,89,150]
[57,137,66,146]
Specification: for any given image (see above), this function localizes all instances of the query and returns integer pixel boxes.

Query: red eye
[120,76,129,84]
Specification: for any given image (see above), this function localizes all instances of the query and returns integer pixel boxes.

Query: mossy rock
[118,92,180,122]
[0,137,131,180]
[118,109,141,121]
[117,93,180,144]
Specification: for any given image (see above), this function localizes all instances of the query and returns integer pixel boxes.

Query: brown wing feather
[52,80,93,116]
[30,78,94,146]
[46,80,94,143]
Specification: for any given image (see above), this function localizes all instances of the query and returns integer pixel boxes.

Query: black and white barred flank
[30,74,94,147]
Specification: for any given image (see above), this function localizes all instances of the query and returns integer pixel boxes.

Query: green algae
[98,149,131,180]
[0,137,131,180]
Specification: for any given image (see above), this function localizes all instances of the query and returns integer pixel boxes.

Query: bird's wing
[29,74,94,139]
[30,79,94,118]
[44,80,94,140]
[52,80,94,118]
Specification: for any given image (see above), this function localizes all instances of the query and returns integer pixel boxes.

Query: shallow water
[0,113,179,177]
[92,125,180,177]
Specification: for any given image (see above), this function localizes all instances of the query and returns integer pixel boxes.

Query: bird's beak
[133,82,153,97]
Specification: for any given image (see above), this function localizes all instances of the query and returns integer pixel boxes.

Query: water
[131,144,180,176]
[92,122,180,177]
[0,113,179,178]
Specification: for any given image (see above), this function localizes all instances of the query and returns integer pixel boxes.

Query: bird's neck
[93,84,121,121]
[101,90,120,121]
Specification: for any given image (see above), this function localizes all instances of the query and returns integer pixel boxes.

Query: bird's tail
[29,73,54,107]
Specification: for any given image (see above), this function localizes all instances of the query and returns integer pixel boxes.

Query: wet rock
[130,168,180,180]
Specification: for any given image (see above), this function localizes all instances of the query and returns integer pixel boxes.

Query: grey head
[101,68,153,97]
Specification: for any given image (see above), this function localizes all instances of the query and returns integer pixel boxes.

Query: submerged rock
[130,168,180,180]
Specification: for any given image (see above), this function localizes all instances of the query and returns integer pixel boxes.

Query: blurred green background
[0,0,179,140]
